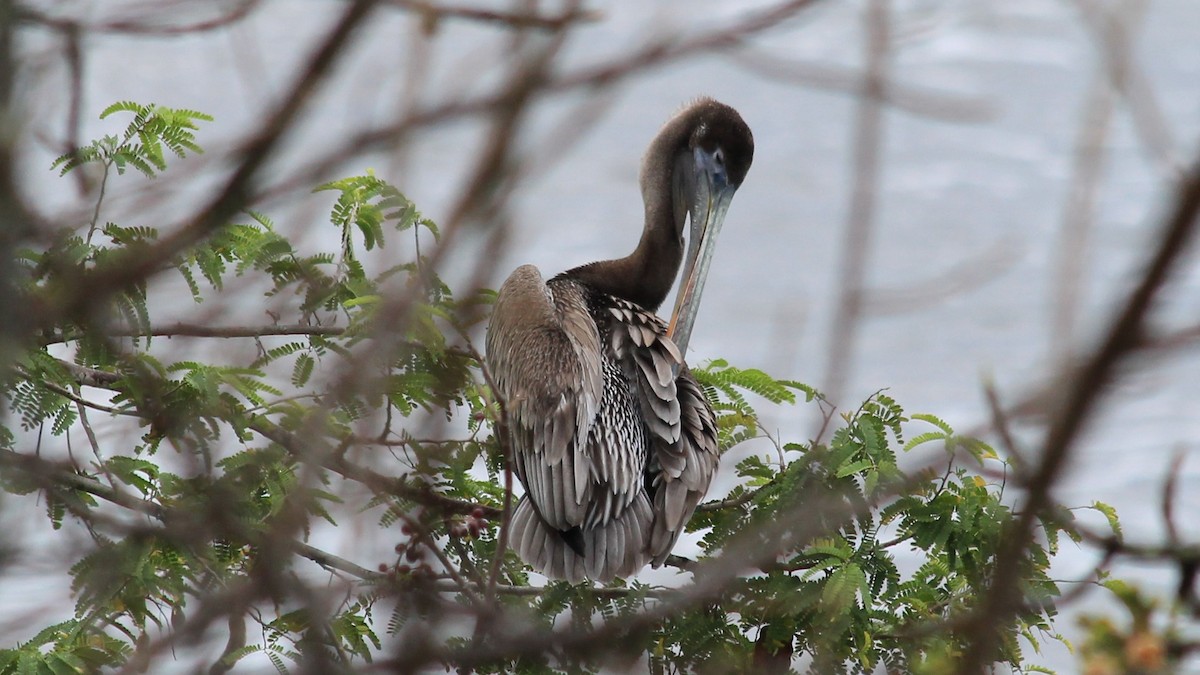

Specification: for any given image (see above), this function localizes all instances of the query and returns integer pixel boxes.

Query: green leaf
[1086,501,1123,540]
[836,458,874,478]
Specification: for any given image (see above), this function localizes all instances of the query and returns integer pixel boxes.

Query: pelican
[486,98,753,582]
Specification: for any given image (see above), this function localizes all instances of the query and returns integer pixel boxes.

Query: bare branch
[730,48,994,123]
[960,143,1200,673]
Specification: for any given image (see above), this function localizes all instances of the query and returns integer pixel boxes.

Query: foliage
[1075,581,1180,675]
[50,101,212,179]
[0,101,1161,674]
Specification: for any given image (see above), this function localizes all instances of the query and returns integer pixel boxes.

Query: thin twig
[1162,450,1185,548]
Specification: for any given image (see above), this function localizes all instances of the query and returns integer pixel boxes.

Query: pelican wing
[606,298,719,564]
[648,363,718,564]
[486,265,603,530]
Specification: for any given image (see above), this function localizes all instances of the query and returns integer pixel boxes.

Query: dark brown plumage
[486,98,753,582]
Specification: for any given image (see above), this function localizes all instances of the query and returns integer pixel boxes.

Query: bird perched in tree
[486,98,753,582]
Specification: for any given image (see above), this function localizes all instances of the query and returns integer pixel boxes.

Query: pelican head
[667,99,754,356]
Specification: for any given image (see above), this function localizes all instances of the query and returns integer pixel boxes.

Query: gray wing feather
[648,368,718,564]
[487,265,603,531]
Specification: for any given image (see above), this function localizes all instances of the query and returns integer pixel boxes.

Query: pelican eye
[713,148,725,168]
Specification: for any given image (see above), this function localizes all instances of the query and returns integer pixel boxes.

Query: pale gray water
[10,0,1200,671]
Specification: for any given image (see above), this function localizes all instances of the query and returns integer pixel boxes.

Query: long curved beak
[667,147,737,357]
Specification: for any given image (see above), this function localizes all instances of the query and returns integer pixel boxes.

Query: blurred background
[9,0,1200,670]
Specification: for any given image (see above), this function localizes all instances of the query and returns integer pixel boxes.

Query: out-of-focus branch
[820,0,890,407]
[1053,0,1160,368]
[1074,526,1198,581]
[46,323,350,343]
[385,0,598,30]
[1139,322,1200,353]
[1162,451,1184,548]
[21,0,595,36]
[1051,67,1113,366]
[59,16,86,196]
[0,0,38,372]
[17,1,264,36]
[960,147,1200,673]
[971,319,1200,440]
[730,48,993,123]
[863,237,1021,315]
[1072,0,1181,177]
[253,0,825,203]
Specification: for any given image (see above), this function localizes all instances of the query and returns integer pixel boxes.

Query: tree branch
[960,145,1200,672]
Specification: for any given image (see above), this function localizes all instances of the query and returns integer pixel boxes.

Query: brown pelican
[486,98,753,582]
